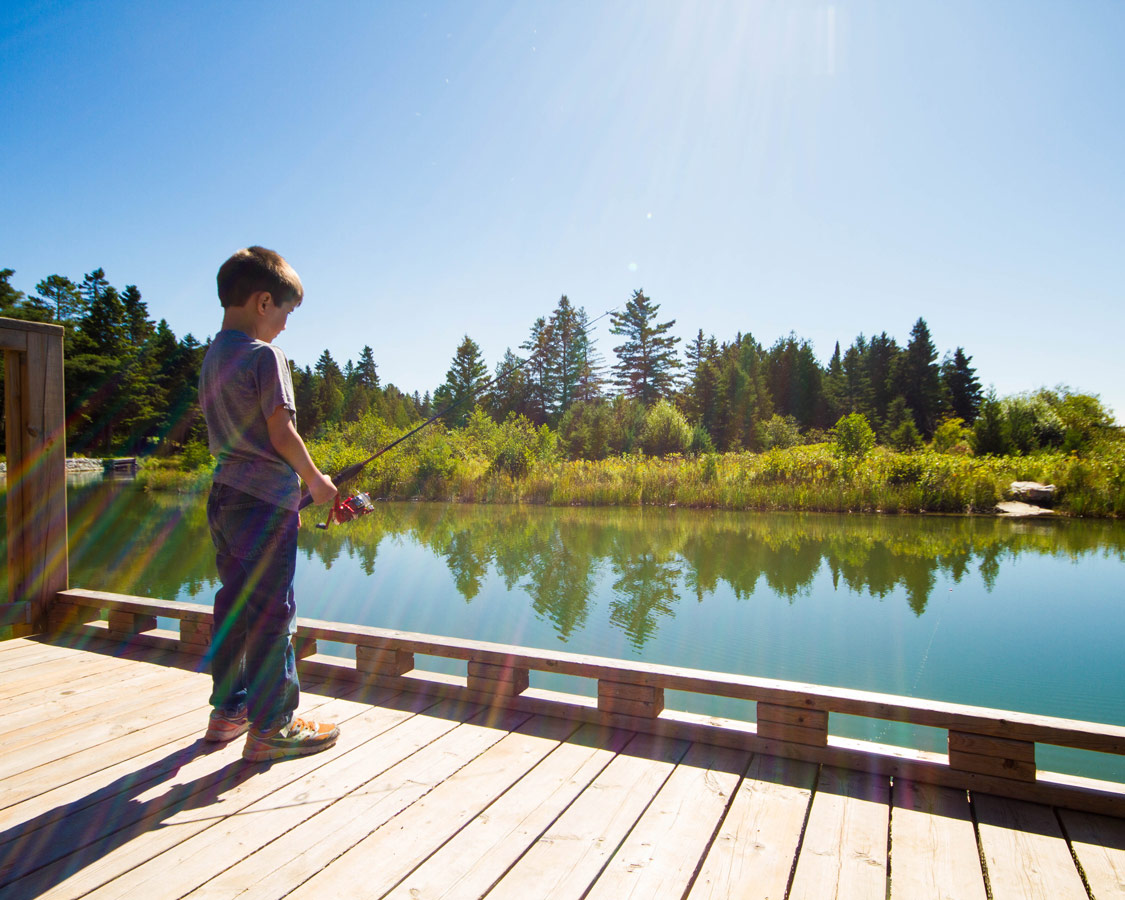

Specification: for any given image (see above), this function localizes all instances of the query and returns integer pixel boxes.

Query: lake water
[10,476,1125,780]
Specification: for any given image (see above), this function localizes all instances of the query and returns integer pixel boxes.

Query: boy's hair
[217,246,304,309]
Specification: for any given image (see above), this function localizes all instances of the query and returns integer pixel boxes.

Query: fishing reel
[316,491,375,529]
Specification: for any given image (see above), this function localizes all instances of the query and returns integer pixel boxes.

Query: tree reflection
[47,482,1125,650]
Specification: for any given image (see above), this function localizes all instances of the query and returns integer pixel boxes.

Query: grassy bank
[136,439,1125,517]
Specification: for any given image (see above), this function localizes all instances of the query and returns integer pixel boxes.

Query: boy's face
[260,293,296,343]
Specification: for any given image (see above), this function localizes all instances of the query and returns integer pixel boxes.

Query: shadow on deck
[2,634,1124,899]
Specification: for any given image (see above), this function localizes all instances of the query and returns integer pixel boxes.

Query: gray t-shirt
[199,329,301,510]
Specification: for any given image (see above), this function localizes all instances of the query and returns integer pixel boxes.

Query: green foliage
[831,412,876,459]
[180,440,214,472]
[609,289,682,403]
[888,418,923,452]
[639,400,692,456]
[757,414,802,450]
[932,417,973,454]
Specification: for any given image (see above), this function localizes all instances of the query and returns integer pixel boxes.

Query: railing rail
[50,586,1125,818]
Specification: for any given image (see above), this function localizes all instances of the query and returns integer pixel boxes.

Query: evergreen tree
[941,347,982,424]
[434,335,488,427]
[121,285,155,344]
[312,349,345,432]
[893,317,943,438]
[34,274,83,323]
[823,341,846,423]
[488,348,533,421]
[0,268,25,315]
[520,317,553,424]
[355,345,380,389]
[609,289,681,404]
[864,332,900,428]
[841,336,873,417]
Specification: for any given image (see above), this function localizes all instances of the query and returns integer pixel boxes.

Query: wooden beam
[4,322,67,630]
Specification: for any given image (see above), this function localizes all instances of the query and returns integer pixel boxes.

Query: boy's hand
[307,472,338,506]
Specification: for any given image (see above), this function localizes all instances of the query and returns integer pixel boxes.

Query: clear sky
[2,1,1122,418]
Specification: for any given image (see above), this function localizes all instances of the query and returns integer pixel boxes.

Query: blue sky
[2,1,1123,419]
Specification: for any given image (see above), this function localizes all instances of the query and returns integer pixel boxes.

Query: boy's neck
[222,303,267,341]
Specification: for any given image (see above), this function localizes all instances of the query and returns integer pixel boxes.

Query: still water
[22,476,1125,779]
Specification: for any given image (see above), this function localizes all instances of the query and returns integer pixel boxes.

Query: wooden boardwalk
[2,636,1124,899]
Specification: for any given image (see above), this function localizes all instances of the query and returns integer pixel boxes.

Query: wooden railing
[51,587,1125,817]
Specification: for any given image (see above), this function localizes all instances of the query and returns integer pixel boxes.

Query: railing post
[598,679,664,718]
[356,645,415,678]
[467,660,530,698]
[757,702,829,747]
[948,731,1036,782]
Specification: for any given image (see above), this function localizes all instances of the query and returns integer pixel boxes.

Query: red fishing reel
[317,492,376,529]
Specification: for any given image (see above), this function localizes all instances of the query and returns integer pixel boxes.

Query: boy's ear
[249,290,273,315]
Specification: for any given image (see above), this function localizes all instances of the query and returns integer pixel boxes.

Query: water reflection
[38,482,1125,653]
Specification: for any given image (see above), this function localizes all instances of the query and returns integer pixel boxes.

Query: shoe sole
[242,734,338,762]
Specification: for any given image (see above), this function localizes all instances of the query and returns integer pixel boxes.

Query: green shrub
[640,400,692,457]
[180,440,214,472]
[831,413,876,459]
[757,414,802,450]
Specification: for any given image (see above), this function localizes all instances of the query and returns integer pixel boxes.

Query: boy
[199,246,339,762]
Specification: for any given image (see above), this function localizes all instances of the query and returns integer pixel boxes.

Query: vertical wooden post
[3,319,68,632]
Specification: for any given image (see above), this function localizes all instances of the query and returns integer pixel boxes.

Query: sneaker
[204,707,249,742]
[242,716,340,762]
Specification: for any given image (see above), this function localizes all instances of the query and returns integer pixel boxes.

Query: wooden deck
[3,636,1124,899]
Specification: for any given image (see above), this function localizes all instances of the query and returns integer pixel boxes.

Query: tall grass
[136,420,1125,517]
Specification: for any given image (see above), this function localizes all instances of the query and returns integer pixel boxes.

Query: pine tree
[355,345,380,389]
[488,348,533,420]
[35,274,83,323]
[609,289,681,404]
[312,350,345,431]
[434,335,488,427]
[893,317,944,438]
[0,268,25,315]
[520,317,553,424]
[941,347,982,424]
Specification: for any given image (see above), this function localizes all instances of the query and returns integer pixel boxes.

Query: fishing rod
[302,308,615,527]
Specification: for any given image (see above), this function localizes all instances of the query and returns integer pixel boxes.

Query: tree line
[1,265,1109,460]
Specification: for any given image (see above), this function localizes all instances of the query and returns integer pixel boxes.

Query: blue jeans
[206,482,300,732]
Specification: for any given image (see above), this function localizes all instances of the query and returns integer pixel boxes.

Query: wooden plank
[483,732,691,900]
[0,329,28,351]
[234,714,573,900]
[0,650,137,702]
[24,330,68,626]
[0,681,349,836]
[974,793,1088,899]
[0,671,212,783]
[0,640,85,672]
[0,691,425,898]
[6,346,29,609]
[789,766,891,900]
[382,724,632,900]
[0,635,40,651]
[1057,808,1125,900]
[585,742,749,899]
[950,731,1037,763]
[78,700,508,900]
[889,780,986,900]
[687,754,818,900]
[355,644,413,676]
[3,665,201,749]
[0,317,66,337]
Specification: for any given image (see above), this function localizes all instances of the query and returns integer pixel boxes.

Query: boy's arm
[266,405,338,504]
